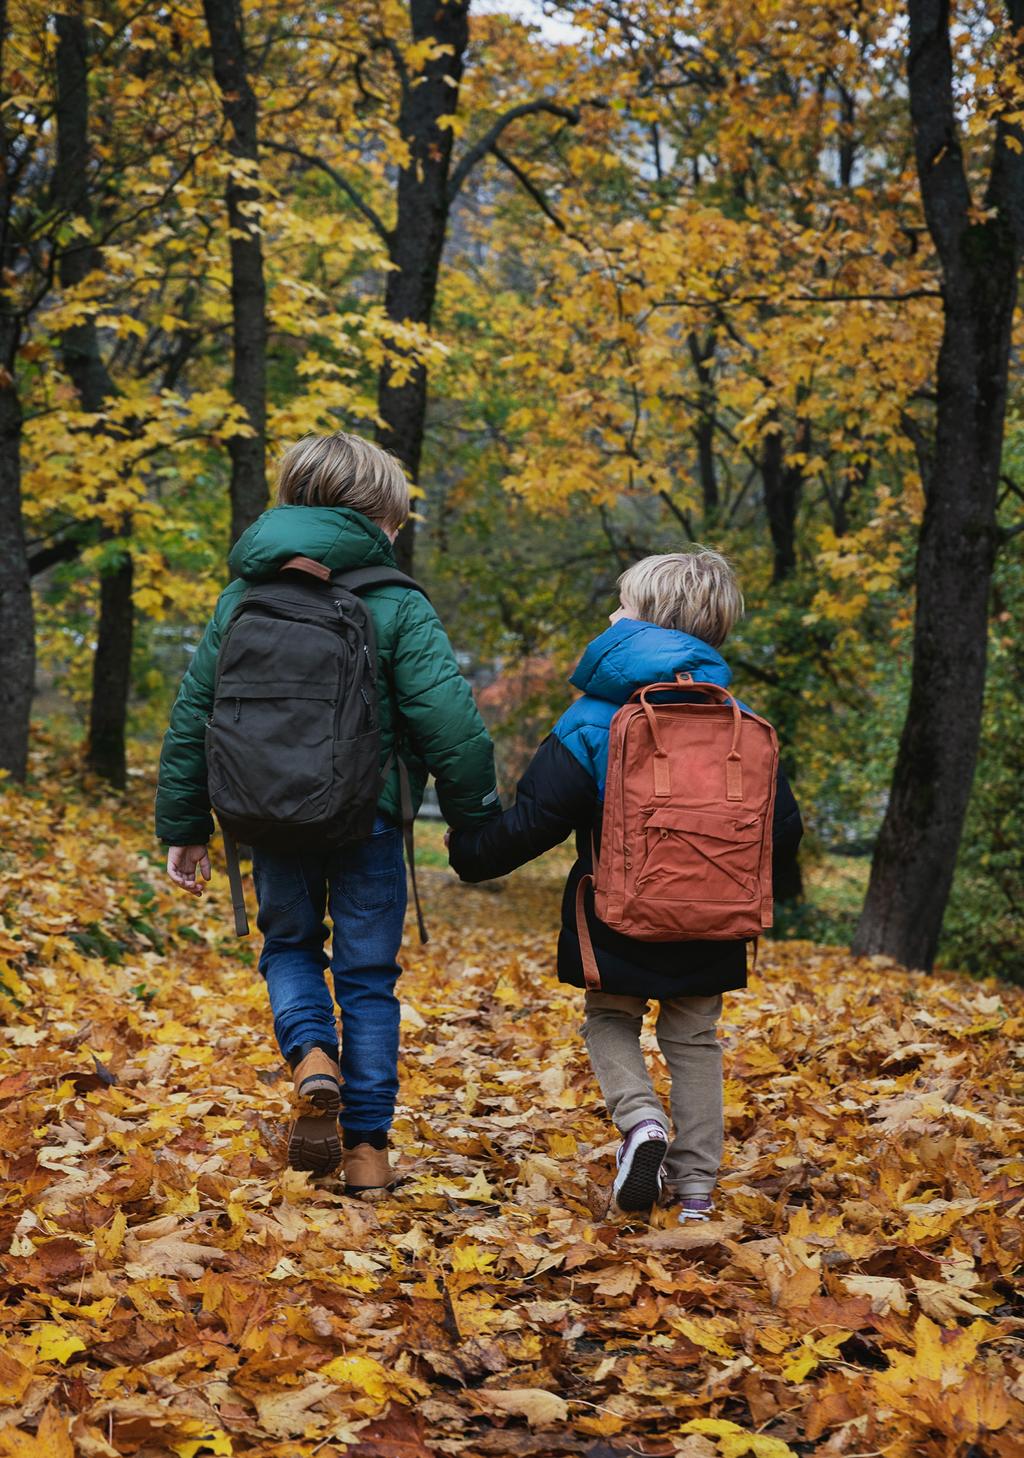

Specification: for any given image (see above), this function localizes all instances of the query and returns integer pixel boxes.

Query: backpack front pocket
[634,806,762,903]
[207,693,334,827]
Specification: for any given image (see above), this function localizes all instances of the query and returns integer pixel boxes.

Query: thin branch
[730,656,784,688]
[658,488,695,538]
[378,36,409,95]
[725,464,761,527]
[491,143,569,234]
[653,288,941,311]
[263,140,390,244]
[448,98,580,201]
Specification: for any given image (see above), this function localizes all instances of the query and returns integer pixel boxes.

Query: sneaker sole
[288,1086,341,1175]
[615,1137,667,1212]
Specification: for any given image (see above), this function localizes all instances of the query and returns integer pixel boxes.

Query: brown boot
[288,1047,342,1175]
[342,1139,395,1197]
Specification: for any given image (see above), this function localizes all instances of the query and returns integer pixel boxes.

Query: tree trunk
[853,0,1024,970]
[378,0,471,575]
[687,330,719,523]
[761,414,805,582]
[203,0,267,545]
[86,537,134,785]
[0,328,33,781]
[0,0,34,781]
[54,4,133,788]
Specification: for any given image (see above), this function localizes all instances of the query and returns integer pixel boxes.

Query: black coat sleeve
[771,766,804,892]
[448,735,597,883]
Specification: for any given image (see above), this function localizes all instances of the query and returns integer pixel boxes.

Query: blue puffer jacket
[449,617,803,999]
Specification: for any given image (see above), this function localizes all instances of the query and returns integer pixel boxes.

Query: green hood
[227,505,395,582]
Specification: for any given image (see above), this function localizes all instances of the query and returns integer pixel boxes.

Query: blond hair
[276,432,410,533]
[618,547,743,647]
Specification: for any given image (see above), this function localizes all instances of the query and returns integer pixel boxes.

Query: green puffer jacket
[155,505,499,846]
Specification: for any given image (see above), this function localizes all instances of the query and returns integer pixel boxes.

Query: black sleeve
[448,734,597,884]
[772,765,804,889]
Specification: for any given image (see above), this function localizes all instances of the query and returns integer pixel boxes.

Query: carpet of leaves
[0,765,1022,1458]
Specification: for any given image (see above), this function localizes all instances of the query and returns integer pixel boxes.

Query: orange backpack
[576,675,779,990]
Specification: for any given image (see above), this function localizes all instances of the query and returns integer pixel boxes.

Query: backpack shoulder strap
[333,566,431,602]
[334,564,431,946]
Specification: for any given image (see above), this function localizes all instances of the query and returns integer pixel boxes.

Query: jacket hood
[569,618,732,704]
[227,505,395,582]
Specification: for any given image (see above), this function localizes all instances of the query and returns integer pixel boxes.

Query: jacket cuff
[157,814,214,846]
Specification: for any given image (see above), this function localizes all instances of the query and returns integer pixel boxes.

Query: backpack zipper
[363,645,376,724]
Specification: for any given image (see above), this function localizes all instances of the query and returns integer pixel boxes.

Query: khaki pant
[582,990,723,1198]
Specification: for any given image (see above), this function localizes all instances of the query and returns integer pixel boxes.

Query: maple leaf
[26,1324,86,1365]
[0,1405,74,1458]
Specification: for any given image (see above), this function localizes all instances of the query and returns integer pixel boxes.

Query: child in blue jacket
[448,549,802,1220]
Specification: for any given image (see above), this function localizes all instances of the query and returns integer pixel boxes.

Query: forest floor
[0,761,1022,1458]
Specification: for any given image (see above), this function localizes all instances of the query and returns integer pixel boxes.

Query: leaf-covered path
[0,774,1022,1458]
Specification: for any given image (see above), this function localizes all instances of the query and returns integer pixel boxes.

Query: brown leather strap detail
[653,753,671,797]
[280,555,331,581]
[575,874,602,990]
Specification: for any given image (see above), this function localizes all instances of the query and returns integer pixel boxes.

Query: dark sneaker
[612,1120,668,1213]
[288,1047,342,1175]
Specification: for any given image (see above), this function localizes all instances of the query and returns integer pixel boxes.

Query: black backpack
[206,555,428,941]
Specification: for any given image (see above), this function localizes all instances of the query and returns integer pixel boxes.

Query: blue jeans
[252,816,407,1134]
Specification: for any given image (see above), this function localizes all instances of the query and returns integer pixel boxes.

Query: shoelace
[678,1199,714,1223]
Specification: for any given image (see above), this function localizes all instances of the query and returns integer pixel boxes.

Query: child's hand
[444,830,452,849]
[167,844,211,897]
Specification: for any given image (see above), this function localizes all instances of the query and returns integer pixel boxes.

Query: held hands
[167,844,211,897]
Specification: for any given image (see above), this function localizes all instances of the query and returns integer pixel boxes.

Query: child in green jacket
[156,432,499,1189]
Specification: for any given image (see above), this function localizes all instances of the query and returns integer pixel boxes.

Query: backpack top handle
[280,555,331,581]
[633,673,744,801]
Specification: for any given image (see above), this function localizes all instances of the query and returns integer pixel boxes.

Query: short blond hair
[618,547,743,647]
[276,432,410,533]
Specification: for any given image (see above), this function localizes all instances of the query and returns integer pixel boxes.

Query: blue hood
[570,619,732,703]
[553,620,734,796]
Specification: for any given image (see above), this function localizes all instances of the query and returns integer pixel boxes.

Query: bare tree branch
[264,140,391,245]
[448,98,580,201]
[654,288,942,310]
[491,143,569,233]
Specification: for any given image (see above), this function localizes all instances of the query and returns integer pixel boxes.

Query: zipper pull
[234,698,241,722]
